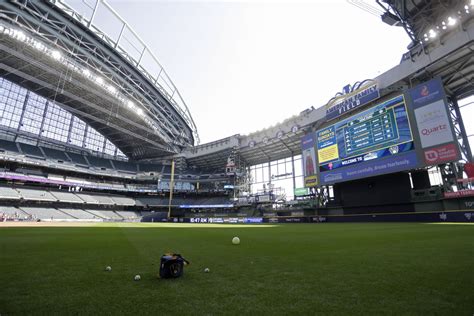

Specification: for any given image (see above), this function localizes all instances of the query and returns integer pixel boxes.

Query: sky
[68,0,415,144]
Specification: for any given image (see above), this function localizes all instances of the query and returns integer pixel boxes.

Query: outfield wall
[141,209,474,223]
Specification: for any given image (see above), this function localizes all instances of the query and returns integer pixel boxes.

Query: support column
[291,155,296,200]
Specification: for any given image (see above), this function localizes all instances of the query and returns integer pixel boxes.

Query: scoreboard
[316,95,419,185]
[302,78,460,187]
[343,106,398,156]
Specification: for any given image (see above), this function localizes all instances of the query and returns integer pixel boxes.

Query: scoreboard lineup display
[343,107,398,156]
[317,95,415,173]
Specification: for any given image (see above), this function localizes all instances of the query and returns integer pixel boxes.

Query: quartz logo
[414,100,453,148]
[421,124,447,136]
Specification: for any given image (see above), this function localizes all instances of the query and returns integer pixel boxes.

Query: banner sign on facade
[325,80,380,121]
[294,187,309,196]
[301,133,318,187]
[409,77,461,165]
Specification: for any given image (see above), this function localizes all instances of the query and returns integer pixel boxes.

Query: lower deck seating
[85,209,123,220]
[16,188,57,202]
[0,206,28,218]
[50,191,84,203]
[20,207,74,220]
[115,210,139,219]
[111,196,135,206]
[59,208,97,219]
[0,187,21,200]
[75,193,99,204]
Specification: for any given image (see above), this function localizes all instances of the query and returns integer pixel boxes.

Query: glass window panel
[42,102,72,143]
[0,78,127,159]
[69,116,86,147]
[20,93,46,134]
[0,78,26,130]
[84,127,105,152]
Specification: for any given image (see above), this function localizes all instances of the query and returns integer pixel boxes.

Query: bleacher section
[16,187,57,202]
[42,147,69,161]
[93,195,115,205]
[50,191,84,203]
[0,186,21,200]
[0,204,140,221]
[87,156,113,169]
[0,206,27,217]
[66,152,88,166]
[86,209,123,220]
[113,160,137,173]
[59,208,100,220]
[75,193,99,204]
[0,185,140,206]
[139,164,163,173]
[115,210,139,219]
[111,196,135,206]
[135,196,168,206]
[0,139,20,153]
[0,139,225,187]
[135,196,231,207]
[18,143,45,159]
[20,207,74,220]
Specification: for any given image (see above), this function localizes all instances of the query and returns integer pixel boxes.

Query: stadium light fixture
[95,76,104,85]
[136,107,143,116]
[447,17,457,26]
[107,85,116,94]
[428,29,437,38]
[33,41,46,52]
[14,30,26,42]
[127,100,135,109]
[51,50,62,60]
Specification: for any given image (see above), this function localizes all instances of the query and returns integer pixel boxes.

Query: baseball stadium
[1,0,473,314]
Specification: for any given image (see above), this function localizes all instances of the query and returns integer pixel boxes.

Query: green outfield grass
[1,222,473,315]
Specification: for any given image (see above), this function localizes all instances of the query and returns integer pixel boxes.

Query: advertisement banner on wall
[409,77,444,109]
[414,99,454,148]
[301,133,318,187]
[294,187,309,196]
[424,143,459,165]
[409,77,460,165]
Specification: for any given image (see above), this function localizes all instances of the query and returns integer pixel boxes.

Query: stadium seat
[112,160,138,173]
[66,152,89,166]
[0,139,20,153]
[42,147,70,161]
[16,187,57,202]
[0,186,21,200]
[18,143,45,159]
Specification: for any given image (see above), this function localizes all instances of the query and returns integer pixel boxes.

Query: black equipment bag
[159,253,189,278]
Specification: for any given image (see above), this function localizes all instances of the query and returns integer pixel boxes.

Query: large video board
[317,94,419,185]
